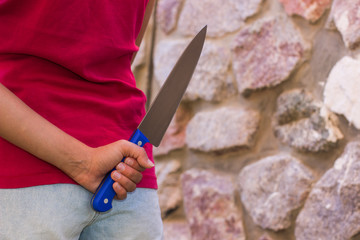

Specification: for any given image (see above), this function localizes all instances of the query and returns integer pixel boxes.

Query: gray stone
[181,169,245,240]
[324,56,360,129]
[238,154,315,231]
[186,107,260,152]
[178,0,263,37]
[274,89,343,152]
[154,39,186,88]
[295,141,360,239]
[155,160,182,218]
[156,0,183,34]
[327,0,360,49]
[163,221,191,240]
[185,41,234,102]
[154,104,191,156]
[154,39,234,102]
[279,0,331,23]
[232,15,309,94]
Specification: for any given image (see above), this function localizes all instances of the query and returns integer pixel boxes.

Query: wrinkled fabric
[0,0,157,189]
[0,185,163,239]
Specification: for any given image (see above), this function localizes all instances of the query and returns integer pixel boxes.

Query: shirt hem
[0,174,158,190]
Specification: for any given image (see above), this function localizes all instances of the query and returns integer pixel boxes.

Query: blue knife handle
[91,129,149,212]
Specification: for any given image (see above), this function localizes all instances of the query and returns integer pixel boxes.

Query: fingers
[124,157,146,172]
[102,140,156,200]
[116,162,143,184]
[117,140,155,169]
[111,162,144,199]
[111,170,136,200]
[112,182,127,200]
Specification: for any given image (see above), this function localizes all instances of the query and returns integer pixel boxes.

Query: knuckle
[121,164,141,181]
[123,179,136,192]
[117,174,137,192]
[128,170,139,179]
[124,158,134,166]
[127,170,142,183]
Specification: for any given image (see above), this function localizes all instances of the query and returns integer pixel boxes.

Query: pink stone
[154,39,234,102]
[327,0,360,49]
[258,234,275,240]
[279,0,331,23]
[163,221,191,240]
[181,169,246,240]
[178,0,262,37]
[156,0,183,34]
[155,160,182,218]
[238,154,314,231]
[185,107,260,152]
[232,15,308,94]
[295,141,360,239]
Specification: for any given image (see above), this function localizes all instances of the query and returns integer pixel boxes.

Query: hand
[0,83,154,201]
[111,156,149,200]
[73,140,154,200]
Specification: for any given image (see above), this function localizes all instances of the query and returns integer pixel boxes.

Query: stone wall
[132,0,360,239]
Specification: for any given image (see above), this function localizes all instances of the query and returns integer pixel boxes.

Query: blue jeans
[0,184,163,240]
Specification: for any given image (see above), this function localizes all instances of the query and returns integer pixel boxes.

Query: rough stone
[156,0,183,34]
[238,154,315,231]
[155,160,182,218]
[324,56,360,129]
[274,89,343,152]
[154,39,234,102]
[181,169,245,240]
[295,141,360,239]
[163,221,191,240]
[154,104,191,156]
[278,0,331,23]
[327,0,360,49]
[186,107,260,152]
[258,234,275,240]
[232,15,308,94]
[178,0,263,37]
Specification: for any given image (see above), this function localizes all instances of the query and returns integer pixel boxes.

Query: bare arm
[0,83,153,199]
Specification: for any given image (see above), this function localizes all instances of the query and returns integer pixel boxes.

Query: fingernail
[147,159,155,167]
[118,163,125,171]
[114,182,121,191]
[125,158,134,166]
[113,171,121,180]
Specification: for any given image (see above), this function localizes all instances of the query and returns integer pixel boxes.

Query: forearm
[0,83,154,198]
[0,83,91,179]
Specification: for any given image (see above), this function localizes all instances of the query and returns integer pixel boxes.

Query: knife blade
[91,26,207,212]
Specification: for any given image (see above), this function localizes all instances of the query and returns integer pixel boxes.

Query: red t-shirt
[0,0,157,189]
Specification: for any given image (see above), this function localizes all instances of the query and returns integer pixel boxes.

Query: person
[0,0,163,239]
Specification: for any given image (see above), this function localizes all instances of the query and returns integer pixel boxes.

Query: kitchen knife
[91,26,207,212]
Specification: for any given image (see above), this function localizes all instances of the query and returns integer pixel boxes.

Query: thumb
[118,140,154,169]
[138,157,155,169]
